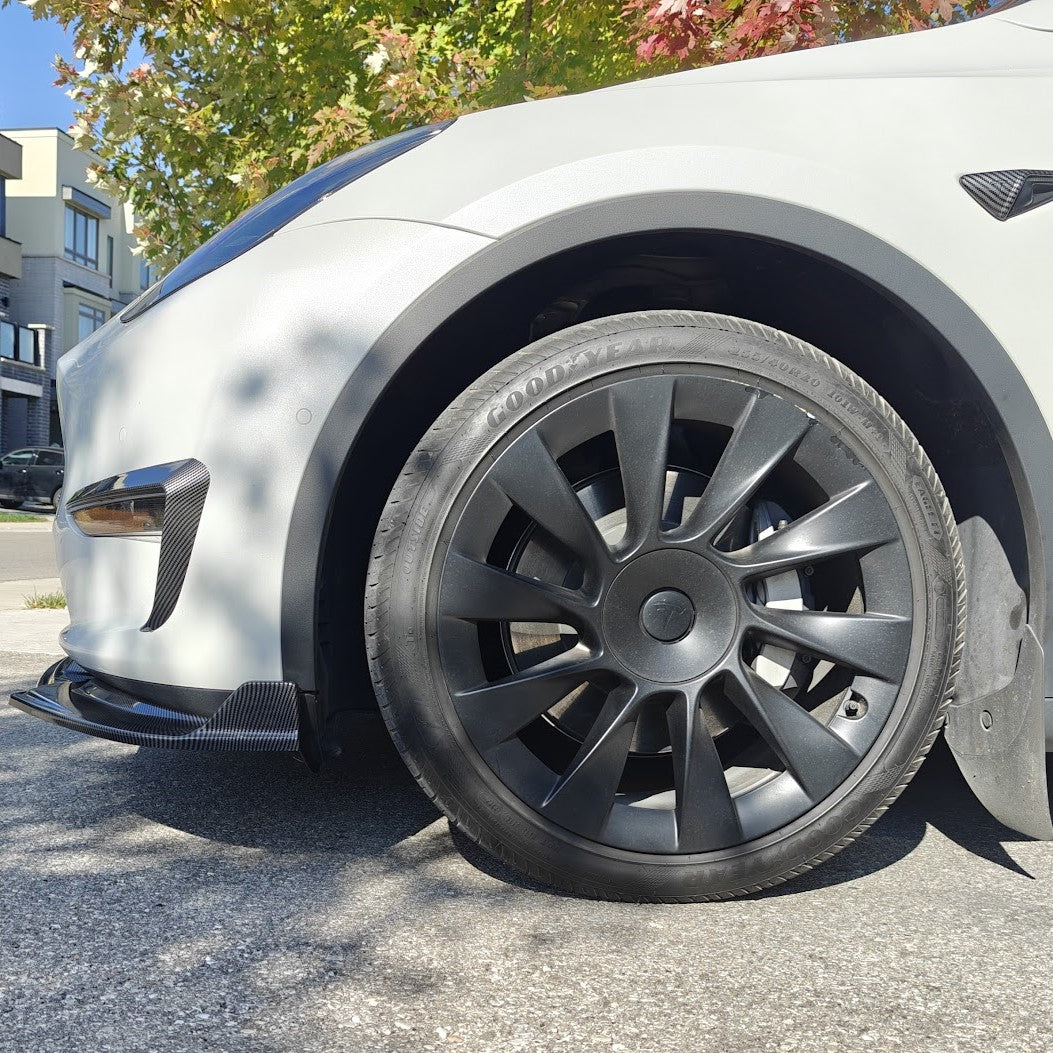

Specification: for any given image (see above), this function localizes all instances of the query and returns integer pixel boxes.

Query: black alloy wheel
[366,312,964,901]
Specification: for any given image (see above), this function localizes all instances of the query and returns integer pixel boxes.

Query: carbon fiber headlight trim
[68,458,210,632]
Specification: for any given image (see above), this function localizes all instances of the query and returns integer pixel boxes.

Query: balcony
[0,233,21,280]
[0,133,21,182]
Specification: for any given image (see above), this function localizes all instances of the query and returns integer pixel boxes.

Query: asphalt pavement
[1,647,1050,1053]
[0,516,57,580]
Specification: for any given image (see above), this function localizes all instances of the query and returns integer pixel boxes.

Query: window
[0,177,6,237]
[77,303,107,342]
[106,235,114,278]
[17,326,35,365]
[35,449,63,466]
[140,259,156,291]
[0,450,34,468]
[65,205,99,268]
[1,322,40,365]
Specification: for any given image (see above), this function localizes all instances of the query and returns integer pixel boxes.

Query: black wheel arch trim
[282,190,1051,719]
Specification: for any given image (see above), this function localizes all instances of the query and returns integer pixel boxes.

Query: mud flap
[945,627,1053,839]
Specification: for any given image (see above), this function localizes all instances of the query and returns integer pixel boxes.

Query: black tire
[365,312,965,901]
[0,499,21,510]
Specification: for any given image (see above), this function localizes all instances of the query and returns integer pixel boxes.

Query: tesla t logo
[652,602,690,635]
[641,590,696,643]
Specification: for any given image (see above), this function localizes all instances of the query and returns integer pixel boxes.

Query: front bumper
[11,658,302,752]
[52,217,490,692]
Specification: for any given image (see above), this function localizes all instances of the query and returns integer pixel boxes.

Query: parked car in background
[10,0,1053,901]
[0,447,64,509]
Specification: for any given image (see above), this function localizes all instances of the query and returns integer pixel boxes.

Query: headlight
[71,495,166,537]
[122,120,453,322]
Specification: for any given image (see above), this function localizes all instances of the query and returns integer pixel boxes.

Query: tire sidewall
[372,313,959,900]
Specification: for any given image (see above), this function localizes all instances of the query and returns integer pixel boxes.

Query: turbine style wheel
[366,312,965,901]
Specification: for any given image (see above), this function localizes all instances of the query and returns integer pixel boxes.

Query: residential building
[0,127,150,449]
[0,130,47,455]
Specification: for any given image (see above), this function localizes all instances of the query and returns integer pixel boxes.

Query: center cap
[640,589,695,642]
[602,550,738,684]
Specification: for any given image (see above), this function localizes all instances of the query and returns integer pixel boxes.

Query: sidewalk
[0,611,67,656]
[0,516,67,657]
[0,577,62,608]
[0,577,67,656]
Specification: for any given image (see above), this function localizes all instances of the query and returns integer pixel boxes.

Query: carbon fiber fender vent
[960,170,1053,221]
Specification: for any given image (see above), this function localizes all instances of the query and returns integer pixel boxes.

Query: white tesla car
[11,0,1053,900]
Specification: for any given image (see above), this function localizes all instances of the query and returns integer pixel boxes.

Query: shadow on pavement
[0,692,1048,1053]
[756,737,1047,896]
[104,717,1047,897]
[120,715,440,856]
[0,664,1045,898]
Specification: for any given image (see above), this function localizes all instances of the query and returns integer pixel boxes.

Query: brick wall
[7,257,63,375]
[0,329,51,451]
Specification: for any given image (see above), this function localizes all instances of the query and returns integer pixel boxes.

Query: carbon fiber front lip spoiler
[10,658,301,752]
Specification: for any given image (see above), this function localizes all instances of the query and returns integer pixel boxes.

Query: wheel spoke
[541,684,641,837]
[667,690,742,851]
[489,428,610,576]
[609,376,675,554]
[750,605,912,682]
[440,551,595,629]
[673,390,812,544]
[729,664,862,803]
[453,650,608,753]
[722,481,900,576]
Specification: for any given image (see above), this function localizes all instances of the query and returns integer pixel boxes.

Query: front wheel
[51,487,62,510]
[366,312,965,901]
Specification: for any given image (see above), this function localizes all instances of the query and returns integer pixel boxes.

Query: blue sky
[0,4,77,130]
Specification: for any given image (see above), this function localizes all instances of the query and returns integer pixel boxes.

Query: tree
[7,0,992,268]
[627,0,990,68]
[6,0,634,267]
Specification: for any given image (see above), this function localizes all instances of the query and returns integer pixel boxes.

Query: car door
[28,448,64,504]
[0,450,36,501]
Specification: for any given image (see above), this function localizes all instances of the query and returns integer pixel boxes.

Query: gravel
[1,650,1050,1053]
